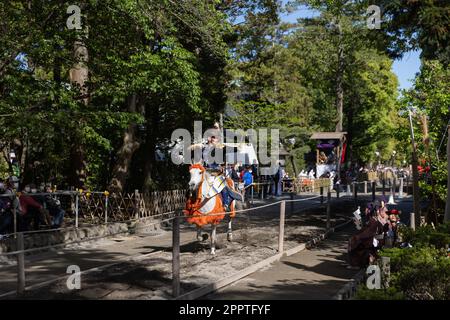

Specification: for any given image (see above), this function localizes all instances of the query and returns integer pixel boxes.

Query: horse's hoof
[211,249,216,255]
[227,233,233,242]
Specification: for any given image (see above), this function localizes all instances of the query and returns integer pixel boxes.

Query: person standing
[243,166,253,201]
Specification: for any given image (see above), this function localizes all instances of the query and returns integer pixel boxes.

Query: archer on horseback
[200,123,243,213]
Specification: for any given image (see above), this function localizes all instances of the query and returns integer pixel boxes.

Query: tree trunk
[444,125,450,222]
[68,35,89,188]
[335,22,344,133]
[142,105,159,193]
[290,154,298,177]
[108,94,141,193]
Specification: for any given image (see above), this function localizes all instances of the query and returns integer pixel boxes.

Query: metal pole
[75,193,79,229]
[392,177,396,199]
[410,212,415,231]
[336,184,340,199]
[172,212,180,297]
[372,181,376,202]
[260,183,264,200]
[354,183,358,204]
[364,181,368,194]
[251,185,254,205]
[326,191,331,230]
[104,195,109,224]
[290,192,294,215]
[278,201,285,253]
[382,179,386,196]
[17,232,25,294]
[399,177,404,199]
[13,192,17,238]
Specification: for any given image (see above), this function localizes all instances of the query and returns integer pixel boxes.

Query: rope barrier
[0,181,384,257]
[284,195,322,203]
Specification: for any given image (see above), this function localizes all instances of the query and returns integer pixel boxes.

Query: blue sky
[280,4,421,91]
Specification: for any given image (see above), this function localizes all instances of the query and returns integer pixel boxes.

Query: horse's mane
[190,163,205,171]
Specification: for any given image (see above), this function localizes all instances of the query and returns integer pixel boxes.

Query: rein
[187,166,220,213]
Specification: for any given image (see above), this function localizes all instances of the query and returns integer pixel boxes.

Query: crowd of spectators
[0,176,65,238]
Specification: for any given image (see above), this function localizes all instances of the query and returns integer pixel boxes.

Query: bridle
[187,164,220,212]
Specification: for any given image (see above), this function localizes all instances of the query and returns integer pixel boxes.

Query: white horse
[185,164,235,255]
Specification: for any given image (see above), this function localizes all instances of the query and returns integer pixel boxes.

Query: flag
[340,142,347,164]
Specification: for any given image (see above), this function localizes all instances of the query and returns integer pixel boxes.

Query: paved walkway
[206,197,413,300]
[205,226,357,300]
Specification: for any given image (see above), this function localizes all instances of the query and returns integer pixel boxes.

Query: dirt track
[7,197,358,300]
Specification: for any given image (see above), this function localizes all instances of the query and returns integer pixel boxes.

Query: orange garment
[184,164,236,227]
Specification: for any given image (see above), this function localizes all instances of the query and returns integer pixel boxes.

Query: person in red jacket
[19,185,51,230]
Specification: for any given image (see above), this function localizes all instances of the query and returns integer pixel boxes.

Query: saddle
[207,175,227,198]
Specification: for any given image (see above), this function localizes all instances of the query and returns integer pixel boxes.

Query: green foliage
[356,223,450,300]
[398,60,450,217]
[0,0,231,190]
[355,284,405,300]
[380,246,450,300]
[371,0,450,65]
[398,223,450,250]
[225,1,401,171]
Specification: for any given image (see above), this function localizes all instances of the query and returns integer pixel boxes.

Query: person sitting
[347,205,389,268]
[0,182,12,237]
[44,185,65,228]
[318,151,327,164]
[20,184,51,230]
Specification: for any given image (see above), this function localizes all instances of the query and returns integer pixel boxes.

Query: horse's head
[188,164,205,195]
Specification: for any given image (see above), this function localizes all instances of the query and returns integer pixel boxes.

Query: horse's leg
[196,225,202,241]
[227,219,233,242]
[210,224,216,255]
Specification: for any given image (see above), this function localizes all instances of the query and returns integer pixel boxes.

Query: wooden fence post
[134,189,140,220]
[17,232,25,295]
[172,211,180,298]
[326,190,331,230]
[381,256,391,289]
[320,187,324,204]
[399,177,404,199]
[278,201,286,253]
